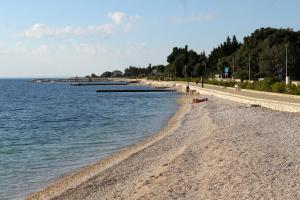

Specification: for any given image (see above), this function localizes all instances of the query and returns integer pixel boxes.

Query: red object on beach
[193,98,208,104]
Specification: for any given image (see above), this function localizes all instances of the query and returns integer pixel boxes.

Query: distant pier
[71,83,129,86]
[96,89,176,93]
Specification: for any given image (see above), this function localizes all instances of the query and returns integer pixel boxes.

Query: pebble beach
[27,94,300,200]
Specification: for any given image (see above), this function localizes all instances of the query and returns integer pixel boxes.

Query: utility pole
[259,56,261,78]
[185,64,187,79]
[248,53,251,82]
[285,43,289,84]
[185,45,188,81]
[232,56,235,81]
[201,61,206,88]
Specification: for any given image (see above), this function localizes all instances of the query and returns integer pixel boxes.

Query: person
[186,83,190,95]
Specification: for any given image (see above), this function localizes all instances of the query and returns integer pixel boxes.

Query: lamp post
[248,53,251,82]
[285,43,289,84]
[232,56,235,81]
[185,64,187,80]
[201,61,206,88]
[185,45,188,81]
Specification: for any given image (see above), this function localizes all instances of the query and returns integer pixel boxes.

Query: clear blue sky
[0,0,299,77]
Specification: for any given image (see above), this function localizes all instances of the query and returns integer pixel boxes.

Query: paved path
[140,80,300,112]
[191,83,300,104]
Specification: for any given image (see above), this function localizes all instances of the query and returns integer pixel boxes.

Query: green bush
[239,82,246,89]
[245,82,255,90]
[204,79,237,88]
[286,84,297,95]
[271,82,286,93]
[201,78,300,95]
[254,81,270,91]
[255,78,276,92]
[289,84,300,95]
[235,70,249,82]
[297,85,300,95]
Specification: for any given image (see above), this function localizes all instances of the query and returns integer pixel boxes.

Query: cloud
[170,13,216,24]
[0,42,51,55]
[109,12,126,24]
[0,40,169,77]
[0,42,28,54]
[22,12,138,38]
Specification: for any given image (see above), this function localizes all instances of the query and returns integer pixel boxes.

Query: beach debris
[193,98,208,104]
[250,104,261,108]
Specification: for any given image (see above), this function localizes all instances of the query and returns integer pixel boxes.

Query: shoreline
[26,93,189,200]
[26,84,300,199]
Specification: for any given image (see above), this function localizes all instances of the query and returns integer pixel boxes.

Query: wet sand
[27,95,300,200]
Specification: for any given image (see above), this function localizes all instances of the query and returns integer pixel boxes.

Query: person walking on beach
[186,83,190,95]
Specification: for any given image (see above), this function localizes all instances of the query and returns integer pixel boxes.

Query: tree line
[122,27,300,81]
[123,47,208,80]
[217,28,300,81]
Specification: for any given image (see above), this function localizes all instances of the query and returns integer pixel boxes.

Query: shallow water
[0,79,179,200]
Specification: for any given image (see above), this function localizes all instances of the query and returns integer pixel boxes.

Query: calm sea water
[0,79,179,200]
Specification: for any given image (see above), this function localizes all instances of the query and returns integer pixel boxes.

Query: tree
[193,63,204,77]
[208,35,241,73]
[90,73,100,78]
[119,27,300,81]
[100,71,112,78]
[166,47,207,78]
[227,28,300,80]
[111,70,123,77]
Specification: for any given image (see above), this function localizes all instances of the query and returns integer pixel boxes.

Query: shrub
[288,84,300,95]
[203,79,299,96]
[245,82,255,90]
[239,82,247,89]
[286,84,298,95]
[256,78,277,92]
[271,82,286,93]
[235,70,249,82]
[204,79,237,88]
[297,85,300,95]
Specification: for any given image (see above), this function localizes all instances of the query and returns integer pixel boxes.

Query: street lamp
[185,45,188,81]
[201,61,206,88]
[285,43,289,84]
[232,56,235,81]
[248,53,251,82]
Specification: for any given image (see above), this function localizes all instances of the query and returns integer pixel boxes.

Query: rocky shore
[27,95,300,200]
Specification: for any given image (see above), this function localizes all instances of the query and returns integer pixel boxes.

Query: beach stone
[27,95,300,200]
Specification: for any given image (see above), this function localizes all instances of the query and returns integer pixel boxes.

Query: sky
[0,0,300,77]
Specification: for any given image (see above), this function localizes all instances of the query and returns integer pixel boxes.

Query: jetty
[71,83,129,86]
[96,89,176,93]
[32,78,108,83]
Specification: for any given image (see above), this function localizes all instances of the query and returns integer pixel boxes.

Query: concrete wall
[292,81,300,86]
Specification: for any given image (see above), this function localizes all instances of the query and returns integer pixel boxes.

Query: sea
[0,79,179,200]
